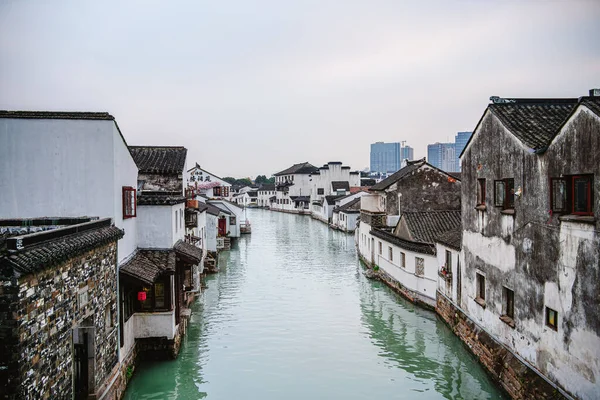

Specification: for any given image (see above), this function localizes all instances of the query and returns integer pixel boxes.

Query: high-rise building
[370,142,400,174]
[454,131,472,172]
[427,142,457,172]
[400,145,414,164]
[370,142,414,173]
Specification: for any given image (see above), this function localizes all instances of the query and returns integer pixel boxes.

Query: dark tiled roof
[1,219,123,277]
[205,204,225,216]
[361,178,376,186]
[248,191,258,197]
[370,158,427,191]
[129,146,187,174]
[331,181,350,191]
[269,196,276,201]
[581,97,600,117]
[120,250,175,285]
[401,210,461,244]
[174,240,202,264]
[259,184,275,191]
[290,196,310,203]
[325,195,344,205]
[435,229,462,251]
[0,110,115,120]
[371,228,435,255]
[138,193,186,206]
[274,162,318,176]
[448,172,461,181]
[488,99,578,151]
[337,198,361,213]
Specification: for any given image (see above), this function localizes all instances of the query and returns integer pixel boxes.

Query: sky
[1,1,599,178]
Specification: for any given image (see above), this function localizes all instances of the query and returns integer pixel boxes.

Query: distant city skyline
[0,1,598,177]
[370,141,414,174]
[426,131,472,172]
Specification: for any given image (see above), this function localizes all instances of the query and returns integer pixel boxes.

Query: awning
[174,240,202,264]
[120,249,175,285]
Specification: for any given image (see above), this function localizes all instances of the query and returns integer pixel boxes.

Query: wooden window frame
[550,177,567,213]
[503,287,514,319]
[476,273,485,302]
[122,186,137,219]
[546,307,558,331]
[230,216,236,225]
[477,179,486,206]
[445,250,452,274]
[493,178,514,210]
[572,175,593,216]
[388,246,393,262]
[400,252,406,268]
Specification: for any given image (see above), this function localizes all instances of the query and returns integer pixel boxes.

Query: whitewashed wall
[137,203,184,248]
[0,118,139,263]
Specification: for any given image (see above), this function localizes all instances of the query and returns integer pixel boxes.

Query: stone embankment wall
[436,293,568,400]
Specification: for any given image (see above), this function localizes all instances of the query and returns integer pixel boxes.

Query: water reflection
[125,209,504,400]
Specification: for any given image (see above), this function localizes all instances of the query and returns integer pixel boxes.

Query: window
[389,247,393,262]
[214,186,222,197]
[175,210,178,232]
[378,241,382,255]
[476,273,485,303]
[317,188,324,195]
[494,178,515,209]
[503,287,514,319]
[546,307,558,330]
[477,179,486,206]
[230,216,236,225]
[154,283,165,308]
[400,252,406,268]
[573,175,593,215]
[445,250,452,274]
[415,257,424,275]
[122,186,136,218]
[223,186,229,197]
[550,175,594,216]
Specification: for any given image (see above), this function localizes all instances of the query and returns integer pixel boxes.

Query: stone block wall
[0,242,119,400]
[436,292,567,400]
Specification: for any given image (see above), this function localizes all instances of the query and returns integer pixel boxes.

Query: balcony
[185,210,198,228]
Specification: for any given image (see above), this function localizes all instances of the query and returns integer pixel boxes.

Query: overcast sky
[1,1,598,178]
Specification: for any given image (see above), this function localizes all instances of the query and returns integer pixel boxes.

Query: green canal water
[124,209,505,399]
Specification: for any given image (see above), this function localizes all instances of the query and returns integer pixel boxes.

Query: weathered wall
[0,242,119,399]
[460,109,600,399]
[139,172,183,193]
[437,294,567,400]
[384,165,461,215]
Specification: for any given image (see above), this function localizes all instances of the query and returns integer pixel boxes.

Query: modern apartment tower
[370,142,414,174]
[454,131,472,171]
[427,142,457,172]
[427,131,472,172]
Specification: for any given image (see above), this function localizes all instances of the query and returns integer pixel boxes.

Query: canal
[125,209,505,399]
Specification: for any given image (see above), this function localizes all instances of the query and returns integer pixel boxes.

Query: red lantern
[137,291,147,301]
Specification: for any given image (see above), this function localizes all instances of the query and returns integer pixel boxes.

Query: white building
[257,184,276,207]
[356,159,462,308]
[272,162,318,213]
[310,161,361,221]
[331,192,368,232]
[187,163,232,199]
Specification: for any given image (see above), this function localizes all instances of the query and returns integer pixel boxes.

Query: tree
[222,177,236,184]
[255,175,268,184]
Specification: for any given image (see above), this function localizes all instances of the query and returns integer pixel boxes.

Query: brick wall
[0,242,119,399]
[436,292,568,400]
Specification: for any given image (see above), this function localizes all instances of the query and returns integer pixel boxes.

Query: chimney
[589,88,600,97]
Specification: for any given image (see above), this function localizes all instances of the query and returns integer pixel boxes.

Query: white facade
[136,203,185,249]
[187,164,232,199]
[0,116,139,263]
[208,200,244,238]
